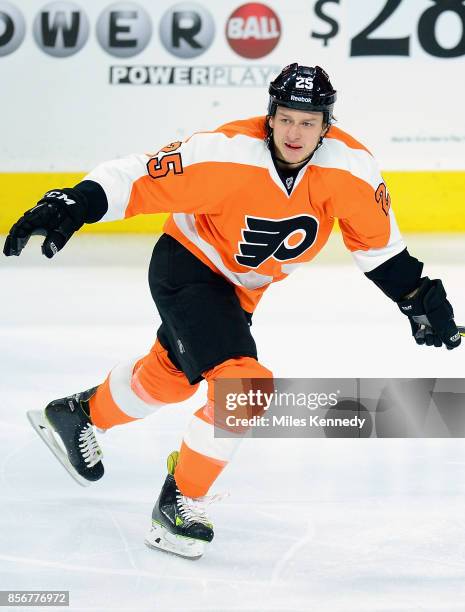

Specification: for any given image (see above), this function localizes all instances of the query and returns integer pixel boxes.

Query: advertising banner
[1,1,464,231]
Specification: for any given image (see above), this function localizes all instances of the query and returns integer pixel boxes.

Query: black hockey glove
[3,188,87,259]
[397,277,461,350]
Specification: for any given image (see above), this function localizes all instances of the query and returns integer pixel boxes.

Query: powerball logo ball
[226,3,281,59]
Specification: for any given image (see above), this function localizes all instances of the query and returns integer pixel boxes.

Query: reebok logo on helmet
[290,95,311,103]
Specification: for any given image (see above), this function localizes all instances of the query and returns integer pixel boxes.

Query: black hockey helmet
[268,63,337,123]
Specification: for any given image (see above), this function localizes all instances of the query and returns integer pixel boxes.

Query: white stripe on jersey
[351,208,406,272]
[84,132,269,222]
[312,138,382,191]
[84,155,148,222]
[312,138,406,271]
[173,212,273,290]
[281,263,302,274]
[170,131,269,169]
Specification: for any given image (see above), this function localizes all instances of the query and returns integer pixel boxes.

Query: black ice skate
[27,387,104,487]
[145,451,221,559]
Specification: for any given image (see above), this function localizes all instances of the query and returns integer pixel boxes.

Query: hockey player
[3,64,461,558]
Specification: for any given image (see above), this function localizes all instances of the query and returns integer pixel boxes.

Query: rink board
[1,170,465,233]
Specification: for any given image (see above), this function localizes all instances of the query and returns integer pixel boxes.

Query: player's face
[269,107,327,166]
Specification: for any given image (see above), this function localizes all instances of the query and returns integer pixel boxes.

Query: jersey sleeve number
[375,183,391,216]
[147,153,183,179]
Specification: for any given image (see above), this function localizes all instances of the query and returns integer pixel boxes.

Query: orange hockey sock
[89,340,198,430]
[174,357,273,497]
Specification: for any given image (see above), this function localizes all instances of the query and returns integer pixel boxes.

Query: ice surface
[1,234,465,611]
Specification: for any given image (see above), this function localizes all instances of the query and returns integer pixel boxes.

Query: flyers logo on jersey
[235,215,319,268]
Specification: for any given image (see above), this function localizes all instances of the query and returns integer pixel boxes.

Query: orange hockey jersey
[85,116,404,313]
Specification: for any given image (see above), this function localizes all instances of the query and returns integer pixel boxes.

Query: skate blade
[27,409,92,488]
[144,520,205,560]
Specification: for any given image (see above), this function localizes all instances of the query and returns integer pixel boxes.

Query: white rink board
[1,0,465,172]
[1,235,465,611]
